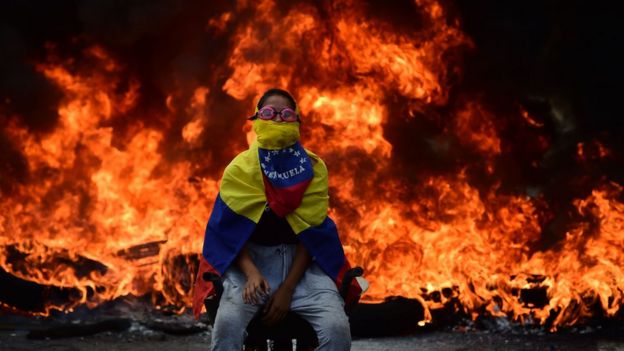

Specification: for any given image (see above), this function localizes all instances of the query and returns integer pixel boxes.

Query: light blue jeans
[210,242,351,350]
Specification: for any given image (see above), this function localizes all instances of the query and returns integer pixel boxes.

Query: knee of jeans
[316,315,351,343]
[213,308,247,336]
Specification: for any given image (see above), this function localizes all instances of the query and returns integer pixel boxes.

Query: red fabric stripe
[262,174,312,217]
[336,259,363,306]
[192,256,219,320]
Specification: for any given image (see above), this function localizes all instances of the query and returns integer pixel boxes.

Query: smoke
[2,1,241,179]
[455,0,623,186]
[1,0,621,202]
[1,0,623,319]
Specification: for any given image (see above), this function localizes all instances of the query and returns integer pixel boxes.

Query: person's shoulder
[304,148,324,167]
[224,147,256,174]
[304,149,329,179]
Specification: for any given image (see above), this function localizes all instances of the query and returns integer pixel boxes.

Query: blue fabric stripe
[202,194,346,280]
[298,216,346,280]
[258,141,313,188]
[202,193,256,274]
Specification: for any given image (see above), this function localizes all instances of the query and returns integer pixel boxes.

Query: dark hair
[256,88,297,111]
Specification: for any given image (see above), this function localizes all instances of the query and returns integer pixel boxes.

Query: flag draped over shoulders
[192,142,361,319]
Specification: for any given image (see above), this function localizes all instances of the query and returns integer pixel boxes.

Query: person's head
[250,88,302,149]
[249,88,300,123]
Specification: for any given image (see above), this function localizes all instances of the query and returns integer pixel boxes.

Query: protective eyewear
[251,106,299,123]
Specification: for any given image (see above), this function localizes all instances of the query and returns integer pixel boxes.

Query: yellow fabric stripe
[219,143,266,224]
[219,142,329,233]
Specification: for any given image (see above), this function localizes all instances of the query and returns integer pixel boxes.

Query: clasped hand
[243,272,294,326]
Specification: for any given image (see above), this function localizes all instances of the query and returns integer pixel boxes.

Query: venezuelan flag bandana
[192,123,361,318]
[259,141,313,217]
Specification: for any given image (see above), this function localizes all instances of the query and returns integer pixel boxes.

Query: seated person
[193,88,362,350]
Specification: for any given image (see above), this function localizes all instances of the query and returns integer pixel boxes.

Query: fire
[182,87,210,144]
[1,0,622,331]
[1,46,218,312]
[577,140,611,162]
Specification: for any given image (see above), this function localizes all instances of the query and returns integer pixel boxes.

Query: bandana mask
[253,119,312,217]
[253,119,300,150]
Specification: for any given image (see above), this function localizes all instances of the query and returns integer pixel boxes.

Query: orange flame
[0,0,622,331]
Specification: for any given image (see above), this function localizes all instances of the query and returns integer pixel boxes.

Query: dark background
[1,0,622,198]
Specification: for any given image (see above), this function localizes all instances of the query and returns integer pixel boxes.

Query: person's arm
[263,242,312,325]
[282,242,313,292]
[236,246,270,304]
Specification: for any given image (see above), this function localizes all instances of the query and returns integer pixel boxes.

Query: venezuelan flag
[192,141,361,318]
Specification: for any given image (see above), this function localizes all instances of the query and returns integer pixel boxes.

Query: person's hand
[243,272,270,304]
[262,285,293,326]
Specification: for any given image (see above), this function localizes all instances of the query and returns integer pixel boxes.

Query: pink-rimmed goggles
[251,106,299,123]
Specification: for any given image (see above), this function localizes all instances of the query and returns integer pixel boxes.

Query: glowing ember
[0,0,622,332]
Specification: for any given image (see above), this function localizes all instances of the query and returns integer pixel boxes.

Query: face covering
[253,119,300,150]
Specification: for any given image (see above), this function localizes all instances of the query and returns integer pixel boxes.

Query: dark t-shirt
[248,206,298,245]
